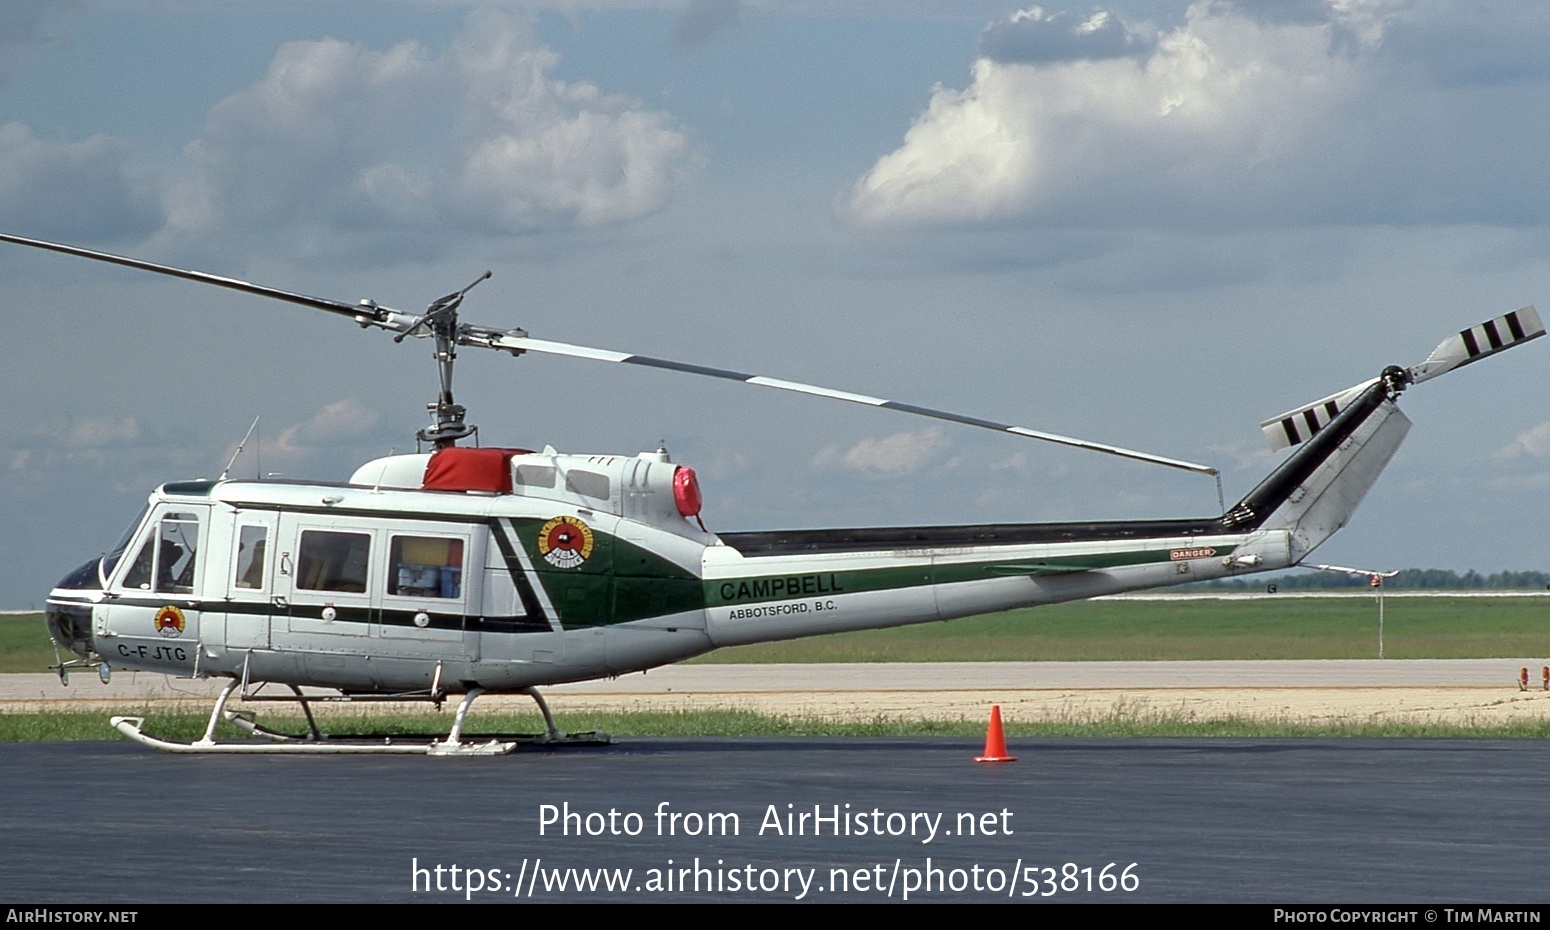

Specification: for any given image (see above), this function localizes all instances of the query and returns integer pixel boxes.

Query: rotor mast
[393,271,491,447]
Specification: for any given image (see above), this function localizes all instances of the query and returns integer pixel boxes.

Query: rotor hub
[418,401,475,447]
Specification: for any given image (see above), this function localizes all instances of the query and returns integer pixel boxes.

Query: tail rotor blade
[1261,305,1543,453]
[1406,306,1544,385]
[1260,379,1380,453]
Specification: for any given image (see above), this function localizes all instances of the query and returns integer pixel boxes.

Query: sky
[2,0,1548,607]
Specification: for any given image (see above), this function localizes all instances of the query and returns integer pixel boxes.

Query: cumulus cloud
[989,451,1031,473]
[1495,421,1550,459]
[64,417,141,450]
[979,7,1154,64]
[10,400,386,493]
[0,123,162,241]
[842,0,1441,230]
[163,9,690,258]
[262,399,380,461]
[814,428,951,476]
[9,415,175,480]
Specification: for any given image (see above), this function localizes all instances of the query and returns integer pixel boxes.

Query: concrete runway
[4,663,1549,904]
[2,736,1547,904]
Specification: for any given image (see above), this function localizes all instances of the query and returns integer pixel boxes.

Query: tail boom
[699,370,1414,649]
[698,307,1534,650]
[701,524,1293,647]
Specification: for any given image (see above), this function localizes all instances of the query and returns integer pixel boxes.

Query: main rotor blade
[2,230,1216,476]
[0,232,388,323]
[476,332,1219,476]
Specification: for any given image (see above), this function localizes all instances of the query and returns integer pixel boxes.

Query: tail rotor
[1260,306,1543,454]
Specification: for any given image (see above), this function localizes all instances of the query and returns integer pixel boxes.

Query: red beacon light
[673,466,703,518]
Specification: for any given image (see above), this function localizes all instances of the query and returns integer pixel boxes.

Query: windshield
[99,502,151,583]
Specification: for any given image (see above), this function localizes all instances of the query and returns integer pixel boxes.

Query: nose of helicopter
[44,559,102,663]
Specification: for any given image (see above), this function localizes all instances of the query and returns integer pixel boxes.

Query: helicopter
[6,231,1543,755]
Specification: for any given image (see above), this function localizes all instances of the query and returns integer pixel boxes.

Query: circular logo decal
[154,605,186,638]
[538,516,594,569]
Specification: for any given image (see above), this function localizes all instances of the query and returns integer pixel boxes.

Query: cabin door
[222,510,279,651]
[273,517,376,641]
[99,504,209,676]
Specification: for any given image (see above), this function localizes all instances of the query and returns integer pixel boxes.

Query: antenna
[220,416,261,480]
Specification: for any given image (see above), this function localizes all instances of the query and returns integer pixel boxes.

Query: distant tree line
[1188,569,1550,591]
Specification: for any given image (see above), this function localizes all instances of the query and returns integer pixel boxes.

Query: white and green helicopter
[7,231,1542,755]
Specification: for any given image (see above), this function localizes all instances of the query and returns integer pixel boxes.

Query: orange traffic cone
[975,705,1017,763]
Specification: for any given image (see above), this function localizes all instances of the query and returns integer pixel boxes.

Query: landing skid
[109,680,611,755]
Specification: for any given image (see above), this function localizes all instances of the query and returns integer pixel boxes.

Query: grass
[0,614,58,674]
[693,596,1550,662]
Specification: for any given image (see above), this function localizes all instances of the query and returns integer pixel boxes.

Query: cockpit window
[122,537,154,590]
[155,515,199,593]
[100,503,151,581]
[119,511,200,594]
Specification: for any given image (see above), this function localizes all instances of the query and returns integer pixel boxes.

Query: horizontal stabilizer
[1406,306,1544,385]
[1307,563,1398,580]
[984,562,1103,576]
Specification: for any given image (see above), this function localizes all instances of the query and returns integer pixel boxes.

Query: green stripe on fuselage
[704,546,1233,608]
[508,518,704,627]
[508,515,1235,625]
